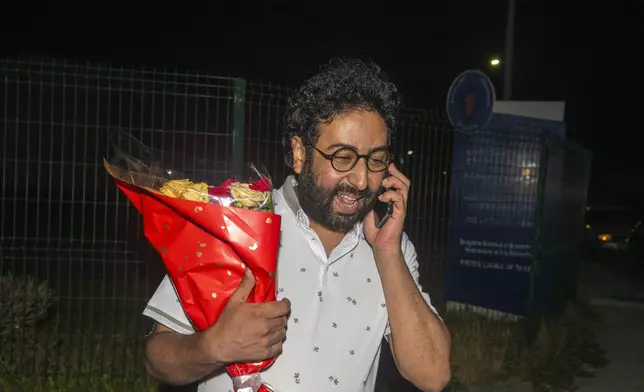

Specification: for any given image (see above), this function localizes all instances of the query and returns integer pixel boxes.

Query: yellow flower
[160,179,209,203]
[229,183,269,208]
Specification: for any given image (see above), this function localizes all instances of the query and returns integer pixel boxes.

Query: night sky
[2,0,637,206]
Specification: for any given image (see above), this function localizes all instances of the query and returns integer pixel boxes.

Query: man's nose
[348,158,369,191]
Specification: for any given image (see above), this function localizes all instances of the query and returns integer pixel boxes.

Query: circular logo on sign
[446,70,496,133]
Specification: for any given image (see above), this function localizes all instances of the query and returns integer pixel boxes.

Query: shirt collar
[280,175,364,239]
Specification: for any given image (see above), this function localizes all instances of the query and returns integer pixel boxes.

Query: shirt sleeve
[142,274,196,335]
[384,232,442,339]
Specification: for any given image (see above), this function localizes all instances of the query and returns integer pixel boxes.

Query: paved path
[576,305,644,392]
[576,259,644,392]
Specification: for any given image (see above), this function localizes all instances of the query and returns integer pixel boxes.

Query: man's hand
[363,163,410,254]
[200,269,291,364]
[144,270,290,386]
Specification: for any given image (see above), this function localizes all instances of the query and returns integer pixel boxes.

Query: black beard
[294,162,378,232]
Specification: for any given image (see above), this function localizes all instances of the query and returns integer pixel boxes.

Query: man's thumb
[231,269,256,303]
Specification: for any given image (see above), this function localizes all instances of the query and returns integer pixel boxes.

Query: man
[142,58,451,392]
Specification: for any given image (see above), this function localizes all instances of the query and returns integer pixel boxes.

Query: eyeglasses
[306,142,393,172]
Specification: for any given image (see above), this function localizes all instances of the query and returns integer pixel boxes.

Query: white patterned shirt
[143,176,439,392]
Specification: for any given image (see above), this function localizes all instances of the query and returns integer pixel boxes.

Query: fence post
[232,78,247,176]
[527,132,550,342]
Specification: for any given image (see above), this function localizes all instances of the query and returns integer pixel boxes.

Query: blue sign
[446,70,495,132]
[445,113,568,316]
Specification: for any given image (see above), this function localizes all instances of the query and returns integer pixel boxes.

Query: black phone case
[374,200,393,228]
[374,170,393,228]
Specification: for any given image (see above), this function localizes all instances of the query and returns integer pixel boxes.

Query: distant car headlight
[598,234,612,242]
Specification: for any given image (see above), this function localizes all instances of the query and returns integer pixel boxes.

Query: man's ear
[291,136,306,174]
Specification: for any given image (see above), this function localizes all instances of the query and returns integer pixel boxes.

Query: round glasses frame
[306,142,393,172]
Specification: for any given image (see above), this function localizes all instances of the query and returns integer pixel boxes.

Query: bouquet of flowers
[104,130,280,392]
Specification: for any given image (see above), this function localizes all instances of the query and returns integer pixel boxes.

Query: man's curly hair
[282,58,401,167]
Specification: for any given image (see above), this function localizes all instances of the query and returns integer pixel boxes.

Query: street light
[490,58,501,66]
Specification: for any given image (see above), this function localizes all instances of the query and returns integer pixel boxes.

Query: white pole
[503,0,516,100]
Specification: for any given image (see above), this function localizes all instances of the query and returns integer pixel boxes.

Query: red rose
[219,178,237,188]
[249,176,272,192]
[208,178,237,197]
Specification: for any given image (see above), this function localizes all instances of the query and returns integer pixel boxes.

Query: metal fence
[0,57,247,391]
[0,57,452,390]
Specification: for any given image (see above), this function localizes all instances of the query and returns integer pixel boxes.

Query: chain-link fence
[0,57,246,390]
[0,57,453,390]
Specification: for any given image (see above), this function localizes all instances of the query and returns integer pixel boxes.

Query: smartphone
[374,171,394,229]
[374,198,393,228]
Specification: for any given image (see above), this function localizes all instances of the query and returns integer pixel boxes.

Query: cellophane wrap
[105,131,280,392]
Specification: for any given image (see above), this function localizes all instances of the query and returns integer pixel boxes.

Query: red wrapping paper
[111,177,281,392]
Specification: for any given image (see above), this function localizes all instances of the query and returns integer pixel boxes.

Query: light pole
[503,0,516,100]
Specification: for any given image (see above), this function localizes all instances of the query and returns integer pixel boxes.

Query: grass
[0,323,158,392]
[1,270,608,392]
[444,311,523,388]
[0,271,158,392]
[445,301,608,391]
